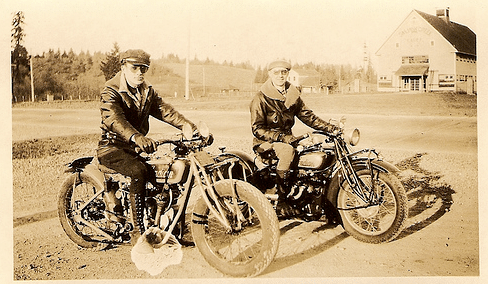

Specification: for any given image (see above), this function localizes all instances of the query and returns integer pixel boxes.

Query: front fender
[350,157,400,173]
[326,158,398,207]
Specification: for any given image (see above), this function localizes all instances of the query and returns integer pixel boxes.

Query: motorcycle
[218,117,408,244]
[57,123,280,277]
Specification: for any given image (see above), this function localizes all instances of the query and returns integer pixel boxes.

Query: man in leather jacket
[250,59,338,218]
[97,49,196,243]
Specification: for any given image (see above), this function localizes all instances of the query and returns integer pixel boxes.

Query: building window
[396,43,399,48]
[431,40,435,46]
[439,74,455,87]
[439,74,454,82]
[402,55,429,64]
[457,75,466,82]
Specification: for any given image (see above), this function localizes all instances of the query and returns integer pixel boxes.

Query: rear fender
[326,158,397,207]
[65,156,94,172]
[217,150,257,172]
[66,156,105,191]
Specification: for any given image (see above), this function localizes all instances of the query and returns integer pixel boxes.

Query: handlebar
[135,133,214,154]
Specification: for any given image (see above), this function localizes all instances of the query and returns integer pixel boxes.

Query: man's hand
[282,134,297,144]
[328,125,341,136]
[283,134,305,147]
[133,133,157,153]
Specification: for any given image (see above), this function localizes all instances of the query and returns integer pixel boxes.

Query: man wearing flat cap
[97,49,197,243]
[250,59,338,218]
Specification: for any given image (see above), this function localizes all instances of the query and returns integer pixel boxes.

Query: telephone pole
[30,55,34,102]
[185,10,191,100]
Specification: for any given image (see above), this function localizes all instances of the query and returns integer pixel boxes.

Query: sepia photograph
[3,0,486,283]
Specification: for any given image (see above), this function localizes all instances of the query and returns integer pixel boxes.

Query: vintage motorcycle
[57,123,280,277]
[218,117,408,244]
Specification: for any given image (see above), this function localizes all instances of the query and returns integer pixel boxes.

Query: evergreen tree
[11,11,30,102]
[254,66,263,83]
[100,42,121,80]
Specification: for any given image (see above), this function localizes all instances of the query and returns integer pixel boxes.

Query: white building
[375,8,476,94]
[288,69,321,93]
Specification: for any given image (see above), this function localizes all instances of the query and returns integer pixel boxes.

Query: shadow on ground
[395,153,455,239]
[262,152,455,275]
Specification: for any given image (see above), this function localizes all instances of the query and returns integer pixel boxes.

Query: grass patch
[12,134,99,159]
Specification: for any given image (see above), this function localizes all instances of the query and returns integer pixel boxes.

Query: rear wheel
[58,173,114,249]
[191,179,279,277]
[337,169,408,243]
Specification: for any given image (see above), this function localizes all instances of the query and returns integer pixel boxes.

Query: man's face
[122,63,148,86]
[268,68,289,88]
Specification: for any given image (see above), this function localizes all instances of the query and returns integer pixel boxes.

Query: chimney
[436,7,450,23]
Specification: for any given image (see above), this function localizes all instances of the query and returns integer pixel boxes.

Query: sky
[3,0,483,69]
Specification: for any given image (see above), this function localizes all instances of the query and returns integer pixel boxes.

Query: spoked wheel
[191,179,279,277]
[58,173,116,249]
[337,169,408,243]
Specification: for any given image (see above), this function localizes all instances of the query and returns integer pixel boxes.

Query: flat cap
[120,49,151,67]
[267,59,291,71]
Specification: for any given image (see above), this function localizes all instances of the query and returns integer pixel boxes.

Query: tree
[11,11,30,102]
[100,42,121,80]
[254,66,263,83]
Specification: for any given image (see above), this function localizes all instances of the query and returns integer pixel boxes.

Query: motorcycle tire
[191,179,280,277]
[337,169,408,244]
[58,172,111,249]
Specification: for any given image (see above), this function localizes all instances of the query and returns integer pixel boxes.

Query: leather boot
[130,193,146,245]
[103,189,123,223]
[275,170,299,219]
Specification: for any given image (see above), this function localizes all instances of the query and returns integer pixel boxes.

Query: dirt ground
[7,93,483,283]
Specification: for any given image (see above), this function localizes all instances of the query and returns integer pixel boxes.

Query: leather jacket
[98,71,195,155]
[250,79,334,147]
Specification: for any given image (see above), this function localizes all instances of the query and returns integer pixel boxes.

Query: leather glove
[282,134,299,145]
[328,125,340,136]
[133,133,157,153]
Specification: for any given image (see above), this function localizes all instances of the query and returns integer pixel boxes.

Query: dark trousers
[257,142,296,172]
[97,147,150,194]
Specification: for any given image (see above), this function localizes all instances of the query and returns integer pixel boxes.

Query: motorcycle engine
[288,170,328,220]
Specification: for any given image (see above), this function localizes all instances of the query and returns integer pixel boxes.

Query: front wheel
[337,169,408,243]
[191,179,279,277]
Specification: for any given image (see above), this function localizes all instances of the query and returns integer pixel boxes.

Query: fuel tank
[298,151,335,170]
[147,157,189,184]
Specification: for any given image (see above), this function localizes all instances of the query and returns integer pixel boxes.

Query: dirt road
[10,107,480,281]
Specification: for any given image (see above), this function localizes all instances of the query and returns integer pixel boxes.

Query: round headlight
[346,128,360,146]
[198,121,210,138]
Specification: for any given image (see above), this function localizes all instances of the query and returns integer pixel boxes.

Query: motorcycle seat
[91,156,118,174]
[98,164,118,174]
[255,151,278,167]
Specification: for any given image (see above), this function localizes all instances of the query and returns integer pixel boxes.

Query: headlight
[345,128,360,146]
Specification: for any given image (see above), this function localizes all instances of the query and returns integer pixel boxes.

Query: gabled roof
[300,76,320,86]
[290,68,320,77]
[415,10,476,56]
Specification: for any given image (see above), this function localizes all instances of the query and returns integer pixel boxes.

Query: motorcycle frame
[221,134,400,216]
[65,143,247,245]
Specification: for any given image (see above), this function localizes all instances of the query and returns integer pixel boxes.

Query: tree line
[11,11,376,103]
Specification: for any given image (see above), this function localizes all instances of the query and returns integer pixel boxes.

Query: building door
[411,78,420,91]
[402,77,410,91]
[402,77,421,92]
